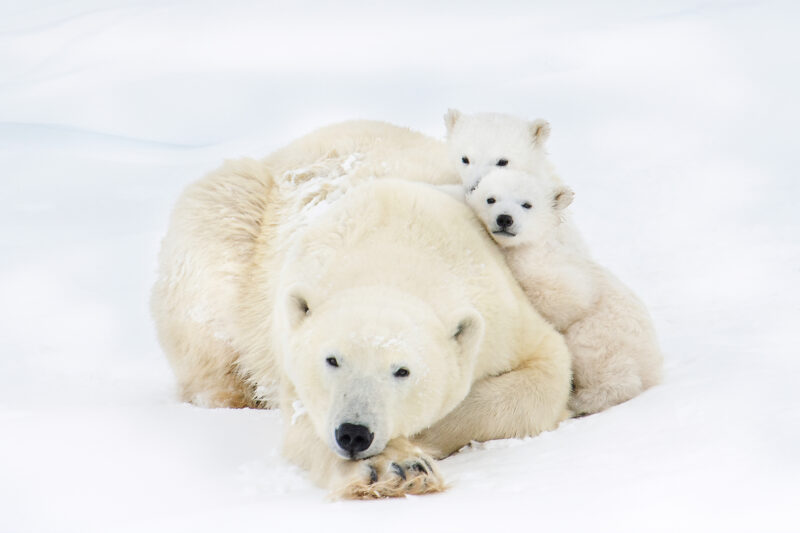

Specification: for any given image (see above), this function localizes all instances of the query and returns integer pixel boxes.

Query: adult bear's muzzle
[335,423,374,458]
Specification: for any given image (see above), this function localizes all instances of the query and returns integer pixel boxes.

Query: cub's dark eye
[393,367,410,378]
[497,159,508,167]
[522,202,532,209]
[326,356,339,368]
[487,197,496,204]
[461,156,470,165]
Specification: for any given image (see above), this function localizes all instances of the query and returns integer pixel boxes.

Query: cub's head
[444,109,551,193]
[279,286,484,460]
[466,169,574,248]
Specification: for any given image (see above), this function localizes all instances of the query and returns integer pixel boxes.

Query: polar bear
[151,121,459,409]
[443,109,560,194]
[151,121,572,498]
[466,168,663,415]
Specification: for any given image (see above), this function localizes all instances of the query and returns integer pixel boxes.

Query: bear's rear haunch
[150,121,572,498]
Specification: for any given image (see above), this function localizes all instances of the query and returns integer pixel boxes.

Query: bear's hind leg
[153,312,259,408]
[567,328,644,416]
[176,357,256,409]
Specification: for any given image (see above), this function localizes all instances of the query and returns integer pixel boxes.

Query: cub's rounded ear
[529,119,551,147]
[553,186,574,210]
[284,284,312,329]
[444,108,463,136]
[449,307,485,358]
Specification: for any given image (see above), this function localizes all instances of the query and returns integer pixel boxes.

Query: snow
[291,399,306,426]
[1,1,798,532]
[283,151,365,228]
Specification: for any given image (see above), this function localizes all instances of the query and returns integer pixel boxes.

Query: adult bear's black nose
[497,214,513,228]
[335,423,374,456]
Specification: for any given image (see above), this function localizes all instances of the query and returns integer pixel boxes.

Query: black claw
[391,463,406,480]
[411,462,428,475]
[422,458,434,474]
[368,465,378,484]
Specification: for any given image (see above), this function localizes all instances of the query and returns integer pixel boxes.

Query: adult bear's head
[279,284,484,459]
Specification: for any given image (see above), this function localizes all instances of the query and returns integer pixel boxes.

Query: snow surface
[1,1,799,532]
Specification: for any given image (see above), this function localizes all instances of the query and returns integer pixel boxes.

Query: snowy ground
[1,1,799,532]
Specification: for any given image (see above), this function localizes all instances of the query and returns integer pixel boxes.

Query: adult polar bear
[151,121,572,498]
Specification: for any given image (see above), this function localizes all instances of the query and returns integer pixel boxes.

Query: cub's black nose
[335,423,374,456]
[496,214,513,228]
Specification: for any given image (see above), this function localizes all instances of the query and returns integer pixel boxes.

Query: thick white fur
[467,169,663,415]
[444,109,559,193]
[151,121,572,498]
[151,121,458,408]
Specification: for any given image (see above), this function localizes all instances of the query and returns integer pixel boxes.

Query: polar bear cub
[465,168,663,414]
[444,108,559,193]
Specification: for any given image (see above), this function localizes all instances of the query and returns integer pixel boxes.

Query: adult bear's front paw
[333,439,446,499]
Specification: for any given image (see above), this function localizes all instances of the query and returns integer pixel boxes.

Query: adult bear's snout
[335,423,374,457]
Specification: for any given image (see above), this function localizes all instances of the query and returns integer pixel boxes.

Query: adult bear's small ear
[444,108,462,136]
[553,186,574,210]
[450,307,485,358]
[529,119,551,147]
[285,284,312,329]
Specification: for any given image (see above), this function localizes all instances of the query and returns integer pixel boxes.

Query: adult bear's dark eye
[326,356,339,368]
[393,367,410,378]
[497,159,508,166]
[522,202,532,209]
[461,156,470,165]
[487,197,496,204]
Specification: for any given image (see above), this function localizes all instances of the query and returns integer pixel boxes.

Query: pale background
[1,1,798,532]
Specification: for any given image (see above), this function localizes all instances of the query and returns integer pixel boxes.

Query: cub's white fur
[466,168,663,414]
[444,109,560,193]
